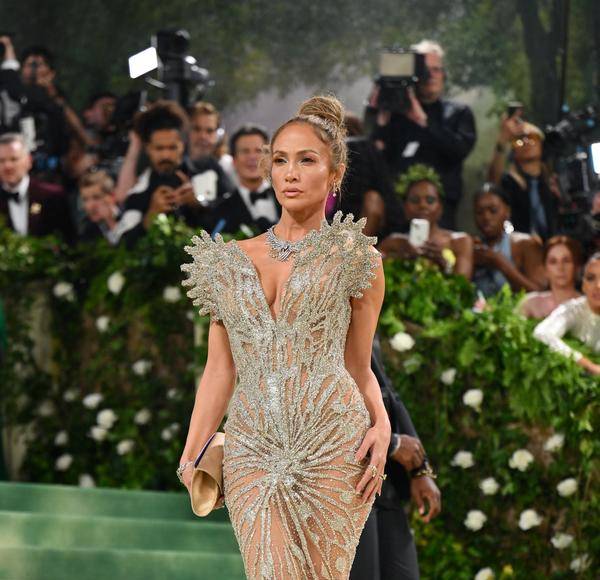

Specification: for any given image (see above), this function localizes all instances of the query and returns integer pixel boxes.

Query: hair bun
[297,95,345,134]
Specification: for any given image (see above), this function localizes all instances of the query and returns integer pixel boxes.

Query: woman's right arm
[533,305,581,363]
[179,319,236,489]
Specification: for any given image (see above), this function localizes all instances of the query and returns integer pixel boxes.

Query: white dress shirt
[237,180,278,223]
[4,175,30,235]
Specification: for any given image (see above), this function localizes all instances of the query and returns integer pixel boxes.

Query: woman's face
[270,123,339,214]
[403,181,443,225]
[582,259,600,313]
[474,193,509,240]
[545,244,577,290]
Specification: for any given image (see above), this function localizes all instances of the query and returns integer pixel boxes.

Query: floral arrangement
[0,224,597,578]
[381,260,598,578]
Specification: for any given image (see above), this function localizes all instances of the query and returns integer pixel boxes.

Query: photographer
[488,118,558,241]
[116,100,230,248]
[367,40,476,230]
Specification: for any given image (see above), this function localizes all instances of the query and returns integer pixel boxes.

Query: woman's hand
[180,464,193,493]
[355,423,391,504]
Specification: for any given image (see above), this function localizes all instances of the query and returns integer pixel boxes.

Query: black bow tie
[249,190,270,205]
[1,188,21,203]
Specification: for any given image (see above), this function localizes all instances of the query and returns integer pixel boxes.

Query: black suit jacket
[212,186,280,235]
[371,334,420,508]
[368,98,477,204]
[0,178,74,243]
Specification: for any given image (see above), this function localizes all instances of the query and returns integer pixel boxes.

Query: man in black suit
[351,336,441,580]
[212,124,280,235]
[0,132,73,242]
[116,100,231,248]
[366,39,476,230]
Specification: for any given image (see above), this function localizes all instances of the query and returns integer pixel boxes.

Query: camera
[544,104,600,252]
[374,49,429,113]
[128,29,211,109]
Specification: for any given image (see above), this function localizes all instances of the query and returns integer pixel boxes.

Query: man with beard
[116,100,229,247]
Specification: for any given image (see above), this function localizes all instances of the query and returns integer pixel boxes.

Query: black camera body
[545,105,600,253]
[375,49,429,113]
[153,29,210,108]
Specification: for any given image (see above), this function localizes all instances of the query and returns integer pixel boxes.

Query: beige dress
[182,212,379,579]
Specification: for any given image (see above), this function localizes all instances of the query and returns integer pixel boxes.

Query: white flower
[169,422,180,433]
[474,568,495,580]
[82,393,103,409]
[451,450,475,469]
[63,389,78,402]
[440,368,457,385]
[134,408,152,425]
[390,332,415,352]
[166,388,180,400]
[550,533,574,550]
[55,453,73,471]
[117,439,135,455]
[162,286,182,303]
[95,316,110,333]
[107,271,125,295]
[96,409,118,429]
[53,281,75,302]
[508,449,534,472]
[543,433,564,453]
[78,474,96,488]
[89,426,108,441]
[479,477,499,496]
[54,431,68,446]
[37,400,56,417]
[464,510,487,531]
[186,311,195,321]
[570,554,591,572]
[132,359,152,376]
[556,478,578,497]
[161,428,173,441]
[463,389,484,411]
[518,509,543,531]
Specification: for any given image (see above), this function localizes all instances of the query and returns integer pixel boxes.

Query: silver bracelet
[176,461,194,484]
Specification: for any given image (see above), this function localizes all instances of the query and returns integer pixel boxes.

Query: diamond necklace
[265,226,309,261]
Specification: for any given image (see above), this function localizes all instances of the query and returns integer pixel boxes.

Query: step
[0,482,228,522]
[0,511,239,553]
[0,546,245,580]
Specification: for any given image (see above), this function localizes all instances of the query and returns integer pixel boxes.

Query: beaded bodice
[181,211,378,382]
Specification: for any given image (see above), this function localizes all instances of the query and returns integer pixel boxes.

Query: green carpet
[0,482,244,580]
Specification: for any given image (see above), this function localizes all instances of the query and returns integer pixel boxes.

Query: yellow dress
[182,212,380,579]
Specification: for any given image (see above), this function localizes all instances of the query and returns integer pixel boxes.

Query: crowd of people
[1,34,599,376]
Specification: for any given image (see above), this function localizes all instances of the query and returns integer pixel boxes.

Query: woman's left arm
[344,251,391,503]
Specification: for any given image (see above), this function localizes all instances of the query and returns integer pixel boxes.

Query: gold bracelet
[412,464,437,479]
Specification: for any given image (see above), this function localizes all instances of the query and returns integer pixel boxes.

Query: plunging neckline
[230,240,297,324]
[229,219,329,324]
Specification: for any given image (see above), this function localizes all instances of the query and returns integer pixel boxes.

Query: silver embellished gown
[181,212,380,579]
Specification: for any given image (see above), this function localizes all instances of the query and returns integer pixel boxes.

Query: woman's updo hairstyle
[267,95,348,192]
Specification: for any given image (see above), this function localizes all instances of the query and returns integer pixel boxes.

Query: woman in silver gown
[179,95,391,579]
[534,252,600,376]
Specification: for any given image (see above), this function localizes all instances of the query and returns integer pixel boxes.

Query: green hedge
[0,221,597,578]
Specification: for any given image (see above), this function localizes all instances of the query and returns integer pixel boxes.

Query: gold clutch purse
[190,432,225,517]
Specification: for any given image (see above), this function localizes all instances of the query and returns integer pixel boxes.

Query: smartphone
[507,101,524,118]
[191,169,218,205]
[409,218,430,248]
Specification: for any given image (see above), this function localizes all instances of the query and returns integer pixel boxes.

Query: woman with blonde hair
[180,95,390,579]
